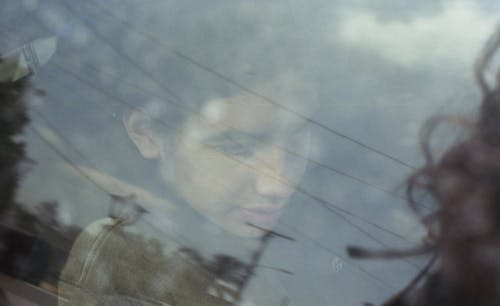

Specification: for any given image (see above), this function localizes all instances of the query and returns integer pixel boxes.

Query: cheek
[285,152,308,184]
[285,135,311,183]
[171,147,253,214]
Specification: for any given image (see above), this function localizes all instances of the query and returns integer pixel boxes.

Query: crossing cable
[81,60,431,211]
[2,17,421,263]
[30,114,294,280]
[280,221,400,293]
[19,9,432,213]
[48,64,428,281]
[33,88,396,285]
[27,7,299,191]
[0,18,429,208]
[47,60,422,268]
[53,59,413,241]
[29,109,402,293]
[29,4,432,219]
[2,21,416,293]
[74,0,418,171]
[28,0,420,250]
[1,23,424,271]
[37,128,400,294]
[28,125,110,195]
[31,117,400,293]
[3,4,417,210]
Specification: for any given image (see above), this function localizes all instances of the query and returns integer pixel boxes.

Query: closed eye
[203,130,264,158]
[214,142,255,158]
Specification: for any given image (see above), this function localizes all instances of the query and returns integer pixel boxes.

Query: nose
[254,147,296,200]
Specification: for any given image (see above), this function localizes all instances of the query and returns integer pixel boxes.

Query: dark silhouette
[0,51,80,296]
[0,229,52,285]
[348,26,500,306]
[0,63,30,214]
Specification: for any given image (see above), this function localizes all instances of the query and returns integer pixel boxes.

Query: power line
[26,46,419,274]
[85,0,418,171]
[54,2,434,226]
[30,109,402,296]
[32,108,90,163]
[1,12,430,298]
[6,26,435,248]
[15,5,430,214]
[80,60,429,210]
[48,60,419,262]
[5,26,421,274]
[37,53,422,290]
[2,11,421,265]
[280,221,399,293]
[28,125,110,195]
[29,6,309,187]
[16,7,430,213]
[31,117,400,293]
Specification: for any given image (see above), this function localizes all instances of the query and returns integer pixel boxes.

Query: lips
[238,206,284,226]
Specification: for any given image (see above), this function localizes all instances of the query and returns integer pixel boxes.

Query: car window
[1,1,500,305]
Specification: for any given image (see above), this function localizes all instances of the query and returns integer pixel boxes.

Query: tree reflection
[0,73,29,215]
[0,62,80,298]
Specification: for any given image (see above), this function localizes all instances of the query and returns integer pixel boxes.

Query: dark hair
[349,25,500,306]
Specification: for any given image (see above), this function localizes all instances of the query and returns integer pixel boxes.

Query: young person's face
[128,78,316,237]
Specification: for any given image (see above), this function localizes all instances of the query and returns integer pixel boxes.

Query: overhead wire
[1,20,424,268]
[0,12,418,245]
[1,8,432,300]
[49,57,423,271]
[86,0,418,171]
[49,59,416,248]
[30,109,296,288]
[14,3,432,216]
[56,0,434,215]
[280,221,399,292]
[30,110,401,293]
[18,6,433,226]
[1,29,424,285]
[0,28,425,303]
[80,58,430,211]
[27,92,401,293]
[2,4,424,280]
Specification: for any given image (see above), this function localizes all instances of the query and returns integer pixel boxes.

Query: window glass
[1,1,499,305]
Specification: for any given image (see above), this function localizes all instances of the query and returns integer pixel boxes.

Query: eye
[215,142,255,158]
[202,132,260,158]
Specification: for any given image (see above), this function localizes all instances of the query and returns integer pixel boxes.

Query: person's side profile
[55,3,318,305]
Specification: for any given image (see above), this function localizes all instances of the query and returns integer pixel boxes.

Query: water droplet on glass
[331,257,344,272]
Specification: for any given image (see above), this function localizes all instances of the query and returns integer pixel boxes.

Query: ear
[123,111,161,159]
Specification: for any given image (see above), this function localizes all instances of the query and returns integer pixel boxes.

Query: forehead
[197,76,317,136]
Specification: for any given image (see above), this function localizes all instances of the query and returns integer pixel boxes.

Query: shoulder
[59,218,178,301]
[59,218,125,287]
[61,217,181,279]
[58,217,228,305]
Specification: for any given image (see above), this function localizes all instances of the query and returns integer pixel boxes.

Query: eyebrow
[203,130,269,146]
[203,121,310,146]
